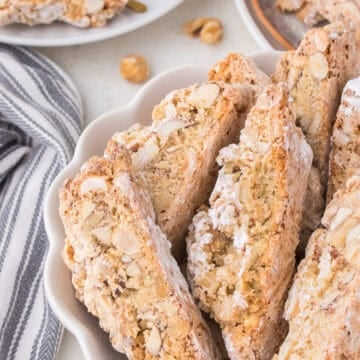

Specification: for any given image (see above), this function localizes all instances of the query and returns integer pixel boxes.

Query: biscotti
[274,174,360,359]
[109,56,270,260]
[276,0,360,26]
[0,0,128,27]
[273,21,360,249]
[327,77,360,202]
[186,83,313,360]
[60,141,220,360]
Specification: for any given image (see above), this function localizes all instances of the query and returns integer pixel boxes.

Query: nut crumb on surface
[183,17,223,44]
[120,54,149,83]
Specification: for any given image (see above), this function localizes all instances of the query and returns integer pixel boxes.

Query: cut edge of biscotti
[107,53,271,260]
[275,172,360,359]
[59,141,221,359]
[186,82,313,360]
[327,76,360,203]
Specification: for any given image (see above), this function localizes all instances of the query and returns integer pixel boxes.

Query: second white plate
[0,0,182,47]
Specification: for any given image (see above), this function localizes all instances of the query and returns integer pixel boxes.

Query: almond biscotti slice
[0,0,127,27]
[274,174,360,360]
[327,78,360,202]
[186,83,313,360]
[273,21,360,248]
[110,61,270,260]
[59,141,220,360]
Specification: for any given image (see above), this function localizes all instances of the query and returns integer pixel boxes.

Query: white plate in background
[44,50,282,360]
[235,0,273,49]
[0,0,182,47]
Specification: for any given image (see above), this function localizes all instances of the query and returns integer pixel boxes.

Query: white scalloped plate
[44,50,282,360]
[0,0,182,47]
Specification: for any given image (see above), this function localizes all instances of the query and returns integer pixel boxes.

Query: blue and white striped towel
[0,45,82,359]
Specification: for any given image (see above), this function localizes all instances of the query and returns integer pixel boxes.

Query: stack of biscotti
[273,174,360,359]
[59,53,271,359]
[186,83,313,360]
[60,142,221,359]
[108,53,270,259]
[276,0,360,26]
[273,21,360,252]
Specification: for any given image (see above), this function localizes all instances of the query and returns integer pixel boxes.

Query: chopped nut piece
[126,0,147,13]
[183,17,213,37]
[314,30,330,52]
[191,83,220,108]
[309,52,329,80]
[183,17,223,44]
[120,54,149,84]
[200,19,223,44]
[145,326,162,355]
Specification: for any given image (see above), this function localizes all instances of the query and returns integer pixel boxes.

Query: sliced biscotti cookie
[186,83,313,360]
[274,174,360,360]
[0,0,128,27]
[110,61,270,260]
[208,53,271,95]
[327,78,360,202]
[273,21,360,246]
[60,141,220,360]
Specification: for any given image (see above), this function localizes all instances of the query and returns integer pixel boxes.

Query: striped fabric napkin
[0,45,82,359]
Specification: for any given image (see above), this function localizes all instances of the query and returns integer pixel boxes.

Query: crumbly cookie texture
[277,0,360,26]
[59,142,220,360]
[0,0,128,27]
[273,21,360,250]
[186,83,313,360]
[327,77,360,202]
[274,174,360,360]
[109,55,270,260]
[208,53,271,96]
